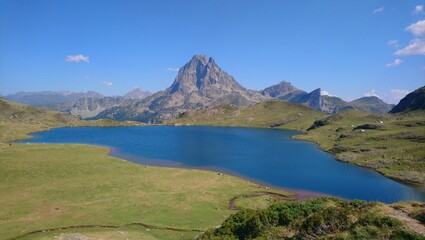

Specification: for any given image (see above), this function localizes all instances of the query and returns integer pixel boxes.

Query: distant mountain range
[6,55,406,122]
[260,81,394,114]
[4,91,104,111]
[4,88,151,112]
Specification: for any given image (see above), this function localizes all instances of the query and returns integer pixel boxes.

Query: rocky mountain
[260,82,393,114]
[390,86,425,113]
[5,91,104,111]
[69,97,128,119]
[123,88,152,99]
[260,85,351,114]
[92,55,264,122]
[260,81,299,98]
[350,96,394,114]
[63,55,395,121]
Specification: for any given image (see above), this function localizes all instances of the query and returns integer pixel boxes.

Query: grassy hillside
[168,100,326,131]
[0,98,79,143]
[0,98,141,143]
[295,110,425,186]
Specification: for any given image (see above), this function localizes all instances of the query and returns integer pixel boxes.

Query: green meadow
[0,144,291,239]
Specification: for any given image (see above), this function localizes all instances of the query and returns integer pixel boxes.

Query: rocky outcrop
[123,88,152,100]
[261,84,392,114]
[69,97,128,119]
[260,81,300,98]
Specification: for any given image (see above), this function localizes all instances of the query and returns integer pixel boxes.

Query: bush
[198,198,422,240]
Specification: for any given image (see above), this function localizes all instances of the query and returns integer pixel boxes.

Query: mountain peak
[188,54,209,66]
[261,81,299,98]
[351,96,385,104]
[169,55,243,94]
[124,88,152,100]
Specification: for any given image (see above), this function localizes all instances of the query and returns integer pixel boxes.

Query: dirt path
[229,191,293,210]
[387,207,425,236]
[9,223,202,240]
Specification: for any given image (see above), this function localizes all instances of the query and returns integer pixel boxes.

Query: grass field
[0,144,291,239]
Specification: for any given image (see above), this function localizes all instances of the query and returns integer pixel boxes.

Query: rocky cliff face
[123,88,152,100]
[390,86,425,113]
[261,83,392,114]
[93,55,264,122]
[69,97,128,119]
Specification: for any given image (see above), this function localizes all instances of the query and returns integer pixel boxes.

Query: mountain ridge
[390,86,425,113]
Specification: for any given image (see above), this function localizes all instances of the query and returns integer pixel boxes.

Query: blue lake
[23,126,425,203]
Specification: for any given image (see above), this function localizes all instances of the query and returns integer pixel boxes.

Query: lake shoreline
[19,125,425,203]
[109,147,332,202]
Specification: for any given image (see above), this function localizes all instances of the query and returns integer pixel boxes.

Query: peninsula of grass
[295,110,425,186]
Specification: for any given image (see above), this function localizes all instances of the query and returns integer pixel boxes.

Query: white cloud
[102,81,112,87]
[406,20,425,37]
[320,90,336,97]
[415,5,424,14]
[66,54,90,63]
[84,75,90,80]
[387,40,399,48]
[166,67,180,72]
[373,7,385,14]
[363,89,410,104]
[385,58,403,67]
[395,39,425,55]
[363,90,380,98]
[395,20,425,56]
[382,89,410,104]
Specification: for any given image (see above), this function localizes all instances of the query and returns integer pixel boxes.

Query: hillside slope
[295,110,425,185]
[0,98,139,143]
[390,86,425,113]
[169,100,326,131]
[0,98,79,143]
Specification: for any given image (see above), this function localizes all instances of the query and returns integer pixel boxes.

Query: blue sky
[1,0,424,103]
